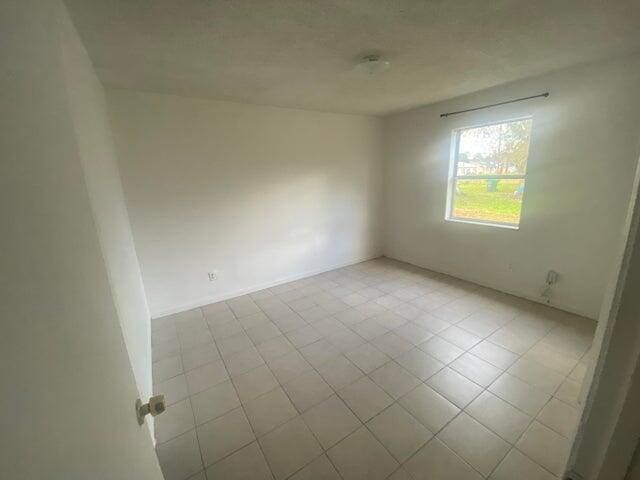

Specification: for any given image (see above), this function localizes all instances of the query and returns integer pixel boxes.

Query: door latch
[136,395,166,425]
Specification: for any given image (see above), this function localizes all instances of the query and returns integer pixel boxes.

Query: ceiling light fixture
[353,54,391,76]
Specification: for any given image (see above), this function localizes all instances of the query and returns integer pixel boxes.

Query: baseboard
[383,254,597,320]
[151,252,383,319]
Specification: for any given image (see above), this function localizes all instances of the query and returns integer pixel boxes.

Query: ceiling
[64,0,640,116]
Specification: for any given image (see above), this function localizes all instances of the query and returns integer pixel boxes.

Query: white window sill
[445,217,520,230]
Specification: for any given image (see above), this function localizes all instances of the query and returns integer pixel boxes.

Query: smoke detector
[353,54,391,76]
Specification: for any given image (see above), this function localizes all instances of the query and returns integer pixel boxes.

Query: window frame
[445,116,532,230]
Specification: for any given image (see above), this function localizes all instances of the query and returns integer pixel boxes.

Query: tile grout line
[246,281,357,480]
[152,258,592,480]
[207,304,277,480]
[233,284,405,479]
[213,288,355,479]
[193,306,224,479]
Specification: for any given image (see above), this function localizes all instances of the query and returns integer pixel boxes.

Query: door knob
[136,395,166,425]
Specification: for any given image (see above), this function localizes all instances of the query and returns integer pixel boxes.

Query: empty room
[3,1,640,480]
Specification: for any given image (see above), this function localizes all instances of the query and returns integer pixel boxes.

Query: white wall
[107,90,384,317]
[568,148,640,479]
[59,3,153,406]
[383,56,640,319]
[0,0,161,478]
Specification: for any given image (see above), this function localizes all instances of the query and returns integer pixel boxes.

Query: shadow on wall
[207,170,371,283]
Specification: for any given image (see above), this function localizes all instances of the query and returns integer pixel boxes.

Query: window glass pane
[456,119,532,176]
[452,178,525,225]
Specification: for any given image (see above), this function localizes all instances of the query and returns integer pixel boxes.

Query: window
[446,117,532,228]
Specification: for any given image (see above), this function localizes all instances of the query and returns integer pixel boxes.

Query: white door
[0,1,163,478]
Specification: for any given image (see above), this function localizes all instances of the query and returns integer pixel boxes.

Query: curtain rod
[440,92,549,118]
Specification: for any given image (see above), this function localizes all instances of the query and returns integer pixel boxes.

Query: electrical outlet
[541,269,559,303]
[207,270,218,282]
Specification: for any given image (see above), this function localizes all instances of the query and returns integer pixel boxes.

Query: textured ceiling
[64,0,640,115]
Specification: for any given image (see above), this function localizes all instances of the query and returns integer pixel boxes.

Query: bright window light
[446,117,533,228]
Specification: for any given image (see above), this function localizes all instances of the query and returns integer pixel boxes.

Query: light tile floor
[152,258,595,480]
